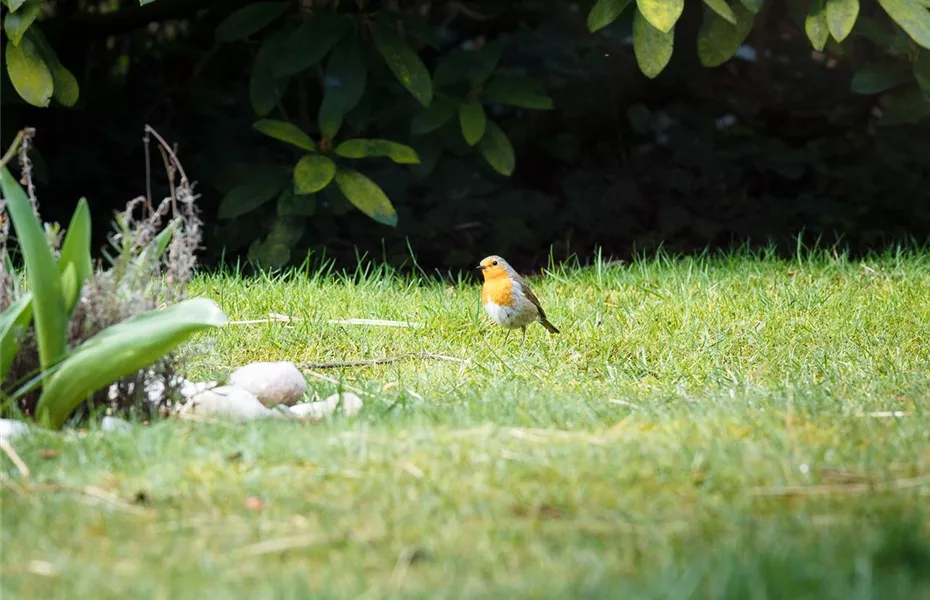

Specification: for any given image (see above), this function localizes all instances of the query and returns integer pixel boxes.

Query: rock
[101,416,132,433]
[177,386,279,420]
[0,419,29,440]
[227,361,307,407]
[290,392,364,419]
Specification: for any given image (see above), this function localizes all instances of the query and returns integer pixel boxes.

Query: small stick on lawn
[0,438,30,479]
[297,352,464,370]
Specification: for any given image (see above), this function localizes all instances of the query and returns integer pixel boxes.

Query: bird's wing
[515,275,547,320]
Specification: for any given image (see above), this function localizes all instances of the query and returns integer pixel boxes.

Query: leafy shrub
[0,127,227,429]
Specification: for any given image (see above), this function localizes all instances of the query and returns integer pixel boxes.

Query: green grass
[3,248,930,599]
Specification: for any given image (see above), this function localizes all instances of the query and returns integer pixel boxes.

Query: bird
[477,255,560,343]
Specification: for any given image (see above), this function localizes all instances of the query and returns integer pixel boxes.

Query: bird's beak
[476,264,486,270]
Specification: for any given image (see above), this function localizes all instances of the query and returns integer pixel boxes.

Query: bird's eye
[492,260,498,266]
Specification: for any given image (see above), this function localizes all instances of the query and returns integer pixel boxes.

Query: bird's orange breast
[482,276,514,307]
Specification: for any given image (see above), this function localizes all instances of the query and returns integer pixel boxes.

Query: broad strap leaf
[805,0,830,51]
[477,119,515,176]
[826,0,859,42]
[877,0,930,50]
[633,8,675,78]
[459,100,487,146]
[483,74,554,110]
[333,168,399,227]
[588,0,634,32]
[56,198,92,318]
[253,119,316,151]
[371,22,433,106]
[294,154,337,193]
[636,0,684,33]
[697,4,756,67]
[5,37,53,107]
[215,2,289,43]
[334,139,420,164]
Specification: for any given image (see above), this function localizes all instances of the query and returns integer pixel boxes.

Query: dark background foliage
[2,0,929,275]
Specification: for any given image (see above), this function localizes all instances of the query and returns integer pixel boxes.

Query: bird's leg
[504,329,512,344]
[521,326,527,345]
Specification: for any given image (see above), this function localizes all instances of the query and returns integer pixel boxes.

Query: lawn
[2,249,930,599]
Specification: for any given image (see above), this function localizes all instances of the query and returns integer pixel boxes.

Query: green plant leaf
[459,100,486,146]
[5,37,53,107]
[5,0,29,11]
[334,139,420,164]
[636,0,684,33]
[371,22,433,106]
[826,0,859,41]
[471,41,504,88]
[318,34,367,139]
[379,10,442,50]
[850,63,912,93]
[333,169,399,227]
[0,293,33,382]
[412,96,459,134]
[249,28,291,117]
[738,0,765,12]
[252,119,316,151]
[915,51,930,96]
[4,0,41,45]
[215,2,289,43]
[483,74,554,109]
[217,166,290,219]
[880,87,930,124]
[703,0,738,24]
[30,27,80,107]
[57,197,92,318]
[805,0,830,51]
[588,0,633,32]
[277,186,316,217]
[633,8,675,78]
[697,4,755,67]
[293,154,337,193]
[34,298,228,429]
[134,218,176,270]
[1,167,67,373]
[477,120,515,176]
[877,0,930,49]
[272,12,351,78]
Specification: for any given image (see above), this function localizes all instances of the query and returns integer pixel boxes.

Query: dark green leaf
[633,8,675,78]
[334,169,399,226]
[471,41,503,87]
[0,167,67,373]
[880,87,930,124]
[318,34,367,139]
[294,154,337,193]
[215,2,289,43]
[483,74,554,109]
[826,0,859,42]
[805,0,829,51]
[379,11,441,49]
[697,4,755,67]
[459,100,486,146]
[372,22,433,106]
[5,0,28,11]
[277,186,316,217]
[636,0,684,33]
[1,293,33,381]
[852,16,895,46]
[30,27,79,107]
[57,198,92,318]
[412,96,459,134]
[4,0,41,45]
[915,51,930,96]
[272,12,351,78]
[253,119,316,151]
[850,63,912,93]
[703,0,737,24]
[5,37,52,107]
[217,166,289,219]
[877,0,930,49]
[334,139,420,164]
[249,28,292,117]
[477,120,515,176]
[738,0,765,12]
[588,0,633,32]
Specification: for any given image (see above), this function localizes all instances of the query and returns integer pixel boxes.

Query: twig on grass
[747,474,930,497]
[0,438,30,479]
[297,352,464,370]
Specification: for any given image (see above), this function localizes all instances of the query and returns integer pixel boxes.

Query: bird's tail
[540,318,560,334]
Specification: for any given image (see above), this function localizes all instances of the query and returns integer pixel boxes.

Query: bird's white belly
[484,299,537,329]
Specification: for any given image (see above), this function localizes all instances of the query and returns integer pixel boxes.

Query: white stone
[177,386,279,420]
[290,392,364,419]
[0,419,29,440]
[101,416,132,433]
[227,361,307,407]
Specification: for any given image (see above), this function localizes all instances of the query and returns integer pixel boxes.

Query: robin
[477,255,560,343]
